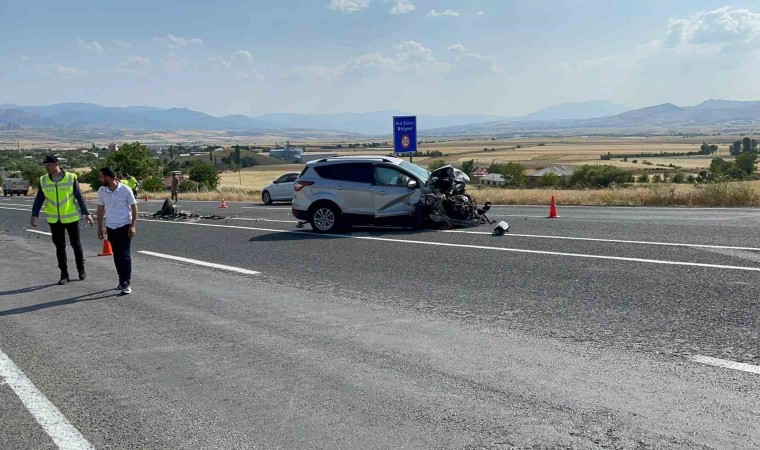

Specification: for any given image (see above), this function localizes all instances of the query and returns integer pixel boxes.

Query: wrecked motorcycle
[416,164,493,229]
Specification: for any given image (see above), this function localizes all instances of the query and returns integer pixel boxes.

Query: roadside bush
[538,172,560,187]
[671,172,685,183]
[178,179,198,193]
[141,177,164,192]
[567,165,632,188]
[636,174,649,183]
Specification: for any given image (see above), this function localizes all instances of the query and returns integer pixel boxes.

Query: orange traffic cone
[547,196,559,219]
[144,194,150,201]
[98,238,113,256]
[219,198,228,208]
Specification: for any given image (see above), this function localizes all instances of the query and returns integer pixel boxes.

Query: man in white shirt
[96,167,138,295]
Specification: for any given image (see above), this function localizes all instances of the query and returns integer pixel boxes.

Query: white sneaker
[121,284,132,295]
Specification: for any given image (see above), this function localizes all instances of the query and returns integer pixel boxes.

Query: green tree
[141,177,165,192]
[189,160,220,190]
[20,162,46,188]
[82,142,159,189]
[735,152,757,176]
[637,174,649,183]
[460,159,475,178]
[567,165,631,188]
[496,162,526,187]
[538,172,560,187]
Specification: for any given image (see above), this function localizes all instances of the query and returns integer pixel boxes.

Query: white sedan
[261,172,300,204]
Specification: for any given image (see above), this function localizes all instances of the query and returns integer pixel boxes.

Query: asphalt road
[0,195,759,448]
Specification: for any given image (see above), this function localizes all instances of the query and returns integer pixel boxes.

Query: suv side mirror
[407,180,418,189]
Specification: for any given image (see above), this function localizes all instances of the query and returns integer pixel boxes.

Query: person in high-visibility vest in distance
[122,172,139,195]
[30,155,94,284]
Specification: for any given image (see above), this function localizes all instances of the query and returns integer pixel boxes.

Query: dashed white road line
[138,250,260,275]
[241,206,292,210]
[26,229,52,236]
[0,348,94,450]
[0,206,32,212]
[138,219,760,272]
[688,355,760,375]
[441,230,760,252]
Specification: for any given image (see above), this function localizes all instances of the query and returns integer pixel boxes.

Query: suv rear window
[315,163,374,183]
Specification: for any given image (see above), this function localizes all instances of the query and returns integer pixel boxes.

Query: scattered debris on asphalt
[140,199,227,221]
[492,221,510,236]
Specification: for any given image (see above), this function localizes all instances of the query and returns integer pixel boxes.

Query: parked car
[262,172,300,204]
[292,156,431,232]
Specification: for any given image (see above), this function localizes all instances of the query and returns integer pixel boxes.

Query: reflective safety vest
[40,171,80,224]
[123,177,137,190]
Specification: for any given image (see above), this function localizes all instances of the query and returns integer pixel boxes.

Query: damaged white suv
[292,156,432,233]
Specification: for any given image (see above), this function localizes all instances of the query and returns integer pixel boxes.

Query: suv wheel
[309,204,341,233]
[262,191,272,205]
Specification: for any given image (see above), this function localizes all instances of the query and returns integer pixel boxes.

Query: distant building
[527,165,578,178]
[472,166,490,178]
[107,142,118,152]
[478,173,505,187]
[269,146,304,162]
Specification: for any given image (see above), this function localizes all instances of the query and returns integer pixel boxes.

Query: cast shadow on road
[0,283,58,297]
[248,227,438,243]
[0,289,121,317]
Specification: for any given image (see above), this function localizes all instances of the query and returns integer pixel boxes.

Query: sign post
[393,116,416,162]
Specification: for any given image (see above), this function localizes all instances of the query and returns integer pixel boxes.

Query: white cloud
[77,38,104,55]
[158,34,203,48]
[447,44,504,75]
[665,6,760,49]
[390,0,415,15]
[329,0,369,13]
[114,40,133,49]
[126,56,151,68]
[38,63,85,76]
[164,52,187,71]
[447,43,466,54]
[476,11,484,16]
[207,50,263,81]
[427,9,459,18]
[283,40,448,80]
[20,56,30,62]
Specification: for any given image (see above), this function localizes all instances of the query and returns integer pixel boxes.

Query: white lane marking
[138,250,260,275]
[26,229,52,236]
[688,355,760,375]
[0,348,94,450]
[138,219,760,272]
[441,230,760,252]
[487,204,760,211]
[229,217,299,224]
[0,202,34,207]
[241,206,292,210]
[0,206,32,212]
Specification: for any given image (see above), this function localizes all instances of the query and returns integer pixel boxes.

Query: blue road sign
[393,116,416,153]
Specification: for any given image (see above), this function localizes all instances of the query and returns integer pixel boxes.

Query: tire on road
[262,191,272,205]
[308,202,343,233]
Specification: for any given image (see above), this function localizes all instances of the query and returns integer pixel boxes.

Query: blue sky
[1,1,759,116]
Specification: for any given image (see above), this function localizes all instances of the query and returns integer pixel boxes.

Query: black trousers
[106,224,132,285]
[49,220,84,274]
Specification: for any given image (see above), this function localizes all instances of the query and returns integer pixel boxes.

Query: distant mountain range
[1,99,759,137]
[0,102,513,135]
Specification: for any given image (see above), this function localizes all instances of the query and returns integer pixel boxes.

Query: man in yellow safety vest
[30,155,94,284]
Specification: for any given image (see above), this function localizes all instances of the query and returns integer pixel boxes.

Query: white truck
[3,178,30,196]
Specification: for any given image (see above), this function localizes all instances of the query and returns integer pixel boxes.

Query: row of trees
[729,137,758,156]
[80,142,220,191]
